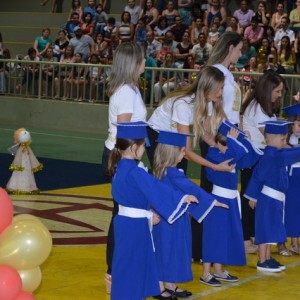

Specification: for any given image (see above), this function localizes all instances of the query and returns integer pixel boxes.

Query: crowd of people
[1,1,300,300]
[1,0,300,102]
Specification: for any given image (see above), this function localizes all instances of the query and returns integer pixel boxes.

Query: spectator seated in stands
[289,0,300,34]
[271,1,288,32]
[146,31,162,59]
[85,53,104,102]
[139,0,159,29]
[41,47,58,97]
[117,11,135,42]
[207,22,220,46]
[164,30,178,52]
[180,54,200,87]
[134,16,152,46]
[0,48,11,94]
[190,32,212,66]
[173,31,193,68]
[204,0,227,33]
[171,15,188,43]
[162,0,179,27]
[154,16,175,43]
[66,12,81,39]
[233,0,254,30]
[16,47,40,94]
[274,16,295,52]
[67,0,83,21]
[54,45,75,99]
[124,0,141,27]
[80,12,95,36]
[53,29,69,60]
[244,16,264,50]
[83,0,96,21]
[69,26,94,62]
[278,35,296,74]
[33,28,52,58]
[237,38,257,69]
[154,51,177,103]
[226,16,243,35]
[103,17,117,44]
[92,32,109,63]
[190,16,208,45]
[94,4,108,34]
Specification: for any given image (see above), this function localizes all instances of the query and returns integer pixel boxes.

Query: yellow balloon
[13,214,42,224]
[0,220,52,270]
[18,267,42,293]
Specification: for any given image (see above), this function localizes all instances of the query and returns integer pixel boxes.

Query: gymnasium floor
[1,126,300,300]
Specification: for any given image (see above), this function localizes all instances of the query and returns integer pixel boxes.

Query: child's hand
[152,212,160,225]
[184,195,199,204]
[249,200,256,209]
[214,201,229,209]
[215,159,236,172]
[228,128,239,140]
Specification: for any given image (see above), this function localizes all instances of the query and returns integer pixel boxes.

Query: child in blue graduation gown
[245,120,300,273]
[282,104,300,254]
[201,120,263,286]
[108,121,198,300]
[151,131,229,299]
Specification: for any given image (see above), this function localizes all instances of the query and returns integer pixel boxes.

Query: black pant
[240,167,256,240]
[191,140,212,262]
[101,146,118,274]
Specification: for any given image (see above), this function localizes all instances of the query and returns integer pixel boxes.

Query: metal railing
[0,58,299,108]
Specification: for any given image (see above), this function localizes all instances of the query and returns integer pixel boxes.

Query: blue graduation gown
[285,163,300,237]
[111,159,189,300]
[153,167,216,282]
[245,146,300,244]
[203,137,262,265]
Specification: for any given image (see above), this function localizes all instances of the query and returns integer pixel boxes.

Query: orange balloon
[0,220,52,270]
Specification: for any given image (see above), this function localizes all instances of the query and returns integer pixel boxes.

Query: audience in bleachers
[4,0,300,103]
[67,0,83,21]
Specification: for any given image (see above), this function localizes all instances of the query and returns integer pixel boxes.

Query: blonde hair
[206,32,242,66]
[193,66,225,146]
[153,144,183,179]
[107,42,144,97]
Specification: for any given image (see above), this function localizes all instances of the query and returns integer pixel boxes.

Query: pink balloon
[15,291,36,300]
[0,265,22,300]
[0,188,13,233]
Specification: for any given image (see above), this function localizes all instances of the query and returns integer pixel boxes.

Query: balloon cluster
[0,188,53,300]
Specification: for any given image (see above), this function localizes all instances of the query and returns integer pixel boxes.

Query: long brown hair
[107,138,145,176]
[242,71,285,116]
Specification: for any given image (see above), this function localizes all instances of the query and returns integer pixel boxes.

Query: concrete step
[1,26,62,44]
[0,12,68,27]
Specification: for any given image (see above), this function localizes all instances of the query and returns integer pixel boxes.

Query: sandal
[153,290,177,300]
[290,244,300,255]
[104,273,111,294]
[278,249,292,256]
[165,286,192,298]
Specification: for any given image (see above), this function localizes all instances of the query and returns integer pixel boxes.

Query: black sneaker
[200,273,221,287]
[257,260,282,272]
[267,257,286,270]
[213,271,239,282]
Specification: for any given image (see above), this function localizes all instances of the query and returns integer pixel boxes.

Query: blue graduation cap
[157,131,192,147]
[115,121,148,139]
[282,103,300,117]
[218,119,247,141]
[260,120,293,134]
